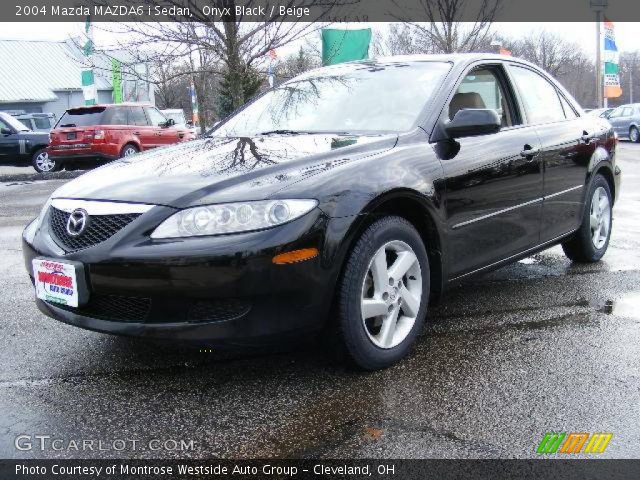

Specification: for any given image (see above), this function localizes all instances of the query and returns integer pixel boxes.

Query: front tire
[630,126,640,143]
[562,174,612,262]
[337,216,430,370]
[31,148,60,173]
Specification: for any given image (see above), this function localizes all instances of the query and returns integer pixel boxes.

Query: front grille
[187,299,252,323]
[49,207,140,252]
[52,294,151,323]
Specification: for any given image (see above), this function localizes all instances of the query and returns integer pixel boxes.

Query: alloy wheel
[35,151,55,172]
[590,186,611,249]
[630,127,639,143]
[123,146,137,157]
[360,240,422,349]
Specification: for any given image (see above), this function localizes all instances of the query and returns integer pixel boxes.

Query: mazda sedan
[23,54,621,370]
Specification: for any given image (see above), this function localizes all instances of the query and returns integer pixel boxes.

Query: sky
[1,21,639,60]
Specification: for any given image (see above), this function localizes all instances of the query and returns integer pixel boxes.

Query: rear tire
[120,143,139,158]
[336,216,430,370]
[630,126,640,143]
[562,174,612,263]
[31,148,60,173]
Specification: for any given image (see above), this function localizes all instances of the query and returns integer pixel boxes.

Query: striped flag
[603,19,622,98]
[81,15,97,105]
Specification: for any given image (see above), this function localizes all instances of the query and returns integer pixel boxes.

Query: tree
[95,0,335,120]
[501,30,596,107]
[372,24,425,56]
[618,51,640,105]
[274,46,321,82]
[393,0,503,54]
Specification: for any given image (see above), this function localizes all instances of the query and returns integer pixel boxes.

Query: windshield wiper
[258,129,306,136]
[60,124,77,128]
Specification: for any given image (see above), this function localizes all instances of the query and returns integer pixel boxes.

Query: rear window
[57,107,106,127]
[33,117,53,129]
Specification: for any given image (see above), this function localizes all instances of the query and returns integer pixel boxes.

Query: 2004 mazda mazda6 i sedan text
[23,54,621,370]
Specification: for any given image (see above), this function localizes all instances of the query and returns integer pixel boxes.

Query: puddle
[604,292,640,320]
[518,257,539,265]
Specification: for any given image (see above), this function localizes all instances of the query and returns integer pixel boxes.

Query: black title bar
[6,0,640,23]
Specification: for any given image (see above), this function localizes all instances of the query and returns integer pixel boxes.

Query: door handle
[132,131,141,135]
[520,145,540,159]
[581,131,595,143]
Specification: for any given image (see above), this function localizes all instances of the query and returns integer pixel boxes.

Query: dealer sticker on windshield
[32,259,79,307]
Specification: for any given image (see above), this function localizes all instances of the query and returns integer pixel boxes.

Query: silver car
[607,103,640,142]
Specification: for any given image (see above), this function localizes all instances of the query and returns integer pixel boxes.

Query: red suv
[47,103,196,171]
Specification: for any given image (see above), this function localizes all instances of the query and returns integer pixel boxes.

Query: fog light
[272,248,319,265]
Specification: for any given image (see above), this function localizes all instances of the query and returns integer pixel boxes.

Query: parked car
[606,103,640,142]
[0,112,51,173]
[585,107,614,119]
[14,112,57,132]
[23,54,620,370]
[46,103,196,172]
[160,108,199,135]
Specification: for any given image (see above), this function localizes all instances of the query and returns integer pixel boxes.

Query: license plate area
[66,132,77,140]
[32,258,88,307]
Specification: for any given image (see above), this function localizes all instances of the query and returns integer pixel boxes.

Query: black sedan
[22,54,621,370]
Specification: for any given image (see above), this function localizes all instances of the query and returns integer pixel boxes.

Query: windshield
[57,107,106,128]
[214,61,451,137]
[0,112,31,131]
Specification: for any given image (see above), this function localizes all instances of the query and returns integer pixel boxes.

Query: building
[0,39,154,120]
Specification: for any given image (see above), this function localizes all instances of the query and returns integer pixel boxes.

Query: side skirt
[447,230,577,284]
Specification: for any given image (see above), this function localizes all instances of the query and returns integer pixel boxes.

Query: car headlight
[150,199,318,239]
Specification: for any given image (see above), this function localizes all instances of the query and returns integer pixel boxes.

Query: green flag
[82,16,96,105]
[321,28,371,66]
[112,59,122,103]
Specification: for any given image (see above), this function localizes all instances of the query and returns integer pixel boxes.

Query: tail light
[93,130,105,140]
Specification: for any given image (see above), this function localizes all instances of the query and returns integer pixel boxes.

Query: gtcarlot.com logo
[537,432,612,454]
[15,435,196,452]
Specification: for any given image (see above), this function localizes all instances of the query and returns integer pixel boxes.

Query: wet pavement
[1,144,639,459]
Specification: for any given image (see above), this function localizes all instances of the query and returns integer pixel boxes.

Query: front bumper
[23,206,350,345]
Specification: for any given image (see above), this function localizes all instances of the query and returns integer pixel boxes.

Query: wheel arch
[587,146,617,205]
[121,140,141,153]
[335,189,446,302]
[29,143,48,155]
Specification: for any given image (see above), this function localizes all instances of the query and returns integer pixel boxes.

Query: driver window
[145,107,167,127]
[449,68,515,127]
[609,107,623,118]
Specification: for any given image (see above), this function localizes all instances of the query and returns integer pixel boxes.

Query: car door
[609,106,632,136]
[438,64,544,277]
[144,107,170,148]
[0,115,20,161]
[126,106,153,149]
[508,64,596,243]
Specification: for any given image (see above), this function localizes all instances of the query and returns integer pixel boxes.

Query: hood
[52,134,397,208]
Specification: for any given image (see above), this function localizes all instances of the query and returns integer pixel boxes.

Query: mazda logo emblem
[66,209,89,237]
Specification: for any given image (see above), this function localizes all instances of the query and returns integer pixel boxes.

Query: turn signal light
[272,248,319,265]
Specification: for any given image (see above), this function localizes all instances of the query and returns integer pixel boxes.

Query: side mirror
[1,127,13,135]
[164,118,176,127]
[186,120,193,127]
[445,109,501,139]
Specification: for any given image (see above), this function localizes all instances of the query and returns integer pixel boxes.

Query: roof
[295,53,538,80]
[67,102,152,110]
[0,39,129,103]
